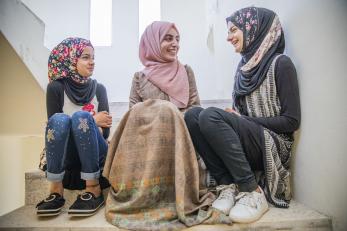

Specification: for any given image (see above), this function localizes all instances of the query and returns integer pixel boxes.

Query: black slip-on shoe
[68,192,104,216]
[36,193,65,216]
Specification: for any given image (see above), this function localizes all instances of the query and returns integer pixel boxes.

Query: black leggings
[184,107,263,192]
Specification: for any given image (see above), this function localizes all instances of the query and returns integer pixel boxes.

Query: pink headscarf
[139,21,189,108]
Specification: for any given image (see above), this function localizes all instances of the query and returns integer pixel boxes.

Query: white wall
[161,0,235,100]
[93,0,139,102]
[0,0,49,90]
[21,0,139,103]
[162,0,347,230]
[284,1,347,230]
[22,0,90,50]
[0,32,46,216]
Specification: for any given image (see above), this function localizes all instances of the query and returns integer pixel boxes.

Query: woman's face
[160,27,180,62]
[76,46,95,77]
[227,23,244,53]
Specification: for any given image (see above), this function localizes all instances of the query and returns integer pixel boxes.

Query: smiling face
[76,46,95,77]
[160,27,180,62]
[227,22,244,53]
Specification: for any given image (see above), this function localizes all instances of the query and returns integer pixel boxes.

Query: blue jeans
[45,111,108,182]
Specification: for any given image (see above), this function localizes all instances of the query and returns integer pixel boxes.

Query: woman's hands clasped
[94,111,112,128]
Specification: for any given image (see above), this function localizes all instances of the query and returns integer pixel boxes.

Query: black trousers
[184,107,264,192]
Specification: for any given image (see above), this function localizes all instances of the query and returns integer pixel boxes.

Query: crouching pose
[36,38,112,217]
[185,7,301,223]
[103,21,231,230]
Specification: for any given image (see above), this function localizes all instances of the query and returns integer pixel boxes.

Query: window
[90,0,112,46]
[139,0,161,40]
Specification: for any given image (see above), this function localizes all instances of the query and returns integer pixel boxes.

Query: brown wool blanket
[103,99,231,230]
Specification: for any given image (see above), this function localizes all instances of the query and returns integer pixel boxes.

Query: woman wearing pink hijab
[131,20,198,111]
[102,21,231,230]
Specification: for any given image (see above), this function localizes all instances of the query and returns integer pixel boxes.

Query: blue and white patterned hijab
[226,7,285,111]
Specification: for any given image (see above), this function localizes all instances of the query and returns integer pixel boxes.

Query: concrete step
[14,170,332,230]
[0,201,332,230]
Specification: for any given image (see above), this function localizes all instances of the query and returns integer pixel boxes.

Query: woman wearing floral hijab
[185,7,300,223]
[103,21,231,230]
[36,37,112,217]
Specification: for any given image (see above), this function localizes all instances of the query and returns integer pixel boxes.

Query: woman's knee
[199,107,222,124]
[199,107,224,133]
[71,111,94,132]
[46,113,71,139]
[71,111,93,124]
[71,111,92,120]
[184,107,203,128]
[47,113,71,129]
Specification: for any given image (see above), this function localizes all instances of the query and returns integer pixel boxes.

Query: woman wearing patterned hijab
[36,37,112,217]
[185,7,300,223]
[103,21,231,230]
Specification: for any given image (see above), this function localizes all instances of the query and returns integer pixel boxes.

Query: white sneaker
[212,184,237,214]
[229,187,269,223]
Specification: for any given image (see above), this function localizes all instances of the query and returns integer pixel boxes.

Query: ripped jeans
[45,111,108,182]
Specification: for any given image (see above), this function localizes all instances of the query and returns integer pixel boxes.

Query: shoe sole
[230,206,269,223]
[37,208,62,217]
[212,205,233,215]
[68,201,104,217]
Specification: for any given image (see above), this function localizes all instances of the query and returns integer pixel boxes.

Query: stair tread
[0,201,331,230]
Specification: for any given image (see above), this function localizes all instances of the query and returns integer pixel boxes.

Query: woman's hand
[225,107,241,116]
[93,111,112,128]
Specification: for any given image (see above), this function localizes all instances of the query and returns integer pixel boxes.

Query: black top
[241,55,301,134]
[46,80,110,139]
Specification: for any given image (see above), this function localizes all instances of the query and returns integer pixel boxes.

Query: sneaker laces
[235,192,258,208]
[216,184,237,200]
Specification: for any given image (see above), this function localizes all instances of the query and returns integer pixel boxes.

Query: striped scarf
[245,55,293,208]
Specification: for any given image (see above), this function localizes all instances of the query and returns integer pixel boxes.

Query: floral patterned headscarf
[226,7,285,111]
[48,37,97,105]
[227,7,259,50]
[48,37,93,84]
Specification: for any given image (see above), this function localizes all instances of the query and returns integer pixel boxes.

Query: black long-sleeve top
[241,55,301,134]
[46,80,110,139]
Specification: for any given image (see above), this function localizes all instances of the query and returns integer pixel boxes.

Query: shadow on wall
[0,32,46,215]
